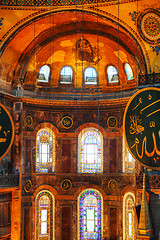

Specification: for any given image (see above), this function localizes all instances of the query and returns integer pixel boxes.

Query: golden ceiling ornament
[137,9,160,45]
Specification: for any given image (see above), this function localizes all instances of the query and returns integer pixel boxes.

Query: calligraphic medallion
[108,179,117,191]
[61,116,73,129]
[0,103,14,161]
[123,87,160,169]
[61,179,72,191]
[24,180,32,192]
[26,115,33,127]
[107,116,117,128]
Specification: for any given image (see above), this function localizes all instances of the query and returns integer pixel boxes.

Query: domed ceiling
[0,10,146,93]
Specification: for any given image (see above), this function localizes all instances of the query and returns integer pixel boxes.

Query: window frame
[59,66,73,85]
[78,189,103,240]
[106,65,119,85]
[37,65,50,84]
[78,128,103,173]
[122,135,135,173]
[84,67,98,86]
[123,192,136,240]
[36,128,55,173]
[35,190,54,240]
[124,63,134,81]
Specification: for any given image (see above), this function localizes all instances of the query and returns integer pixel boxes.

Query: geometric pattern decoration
[0,18,3,27]
[78,189,103,240]
[1,0,137,6]
[137,9,160,45]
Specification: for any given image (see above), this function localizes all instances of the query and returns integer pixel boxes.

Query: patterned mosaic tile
[0,0,128,6]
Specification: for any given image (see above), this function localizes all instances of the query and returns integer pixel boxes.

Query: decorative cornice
[0,0,139,8]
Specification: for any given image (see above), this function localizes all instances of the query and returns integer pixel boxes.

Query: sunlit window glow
[60,66,73,84]
[36,128,55,173]
[38,65,50,82]
[36,191,54,240]
[107,66,119,83]
[78,189,102,240]
[123,192,136,240]
[125,63,134,80]
[78,128,103,173]
[84,67,97,85]
[123,135,135,173]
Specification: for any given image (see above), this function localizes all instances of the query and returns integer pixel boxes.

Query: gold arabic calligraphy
[129,93,160,163]
[0,125,10,143]
[131,131,160,163]
[129,116,144,135]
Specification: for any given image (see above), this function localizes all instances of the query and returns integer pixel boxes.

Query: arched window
[60,66,73,84]
[36,128,55,173]
[107,66,119,83]
[123,135,135,173]
[123,192,136,240]
[84,67,97,85]
[125,63,134,80]
[38,65,50,82]
[78,128,103,173]
[78,189,103,240]
[35,190,54,240]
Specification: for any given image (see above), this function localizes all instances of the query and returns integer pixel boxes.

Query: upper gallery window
[60,66,73,84]
[122,135,135,173]
[78,128,103,173]
[107,66,119,83]
[35,190,54,240]
[38,65,50,82]
[84,67,97,85]
[78,189,103,240]
[123,192,136,240]
[124,63,134,80]
[36,128,55,173]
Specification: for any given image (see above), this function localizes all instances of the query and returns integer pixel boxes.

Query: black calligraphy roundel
[123,87,160,169]
[0,103,14,161]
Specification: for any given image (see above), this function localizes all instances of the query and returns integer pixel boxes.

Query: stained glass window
[36,128,55,173]
[38,65,50,82]
[35,190,54,240]
[124,63,134,80]
[60,66,73,84]
[123,192,136,240]
[123,135,135,173]
[84,67,97,85]
[78,128,103,173]
[107,66,119,83]
[78,189,103,240]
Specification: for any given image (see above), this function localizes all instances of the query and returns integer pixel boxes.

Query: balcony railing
[139,72,160,86]
[0,174,19,188]
[0,80,137,101]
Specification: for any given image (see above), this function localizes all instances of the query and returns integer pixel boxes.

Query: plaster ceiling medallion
[137,9,160,45]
